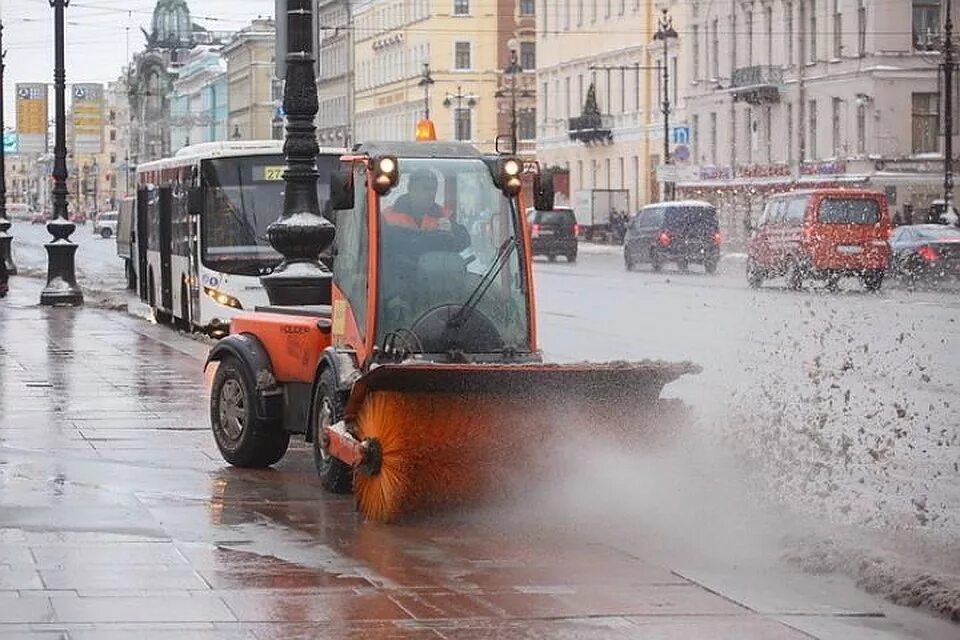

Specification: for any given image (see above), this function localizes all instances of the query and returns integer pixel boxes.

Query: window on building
[833,6,842,58]
[454,41,472,69]
[542,81,549,122]
[455,107,471,141]
[692,114,699,161]
[565,76,571,118]
[692,24,700,81]
[832,97,842,155]
[809,4,817,63]
[785,2,794,65]
[745,109,753,164]
[808,99,818,159]
[763,107,772,163]
[453,0,469,16]
[520,0,534,16]
[109,130,117,142]
[912,92,940,153]
[605,0,611,19]
[746,10,753,66]
[520,42,536,70]
[518,109,536,140]
[619,0,625,16]
[110,153,116,164]
[856,102,866,154]
[711,18,720,78]
[709,112,717,164]
[591,0,597,23]
[914,0,941,50]
[765,6,773,66]
[787,103,794,162]
[858,0,867,56]
[730,13,737,72]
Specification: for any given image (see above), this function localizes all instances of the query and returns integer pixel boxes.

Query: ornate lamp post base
[40,219,82,306]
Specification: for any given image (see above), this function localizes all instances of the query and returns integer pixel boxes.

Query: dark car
[526,207,578,263]
[624,201,721,273]
[889,224,960,283]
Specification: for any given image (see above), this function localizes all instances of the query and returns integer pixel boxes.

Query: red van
[747,188,891,291]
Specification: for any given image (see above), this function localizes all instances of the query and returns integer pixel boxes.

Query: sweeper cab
[205,140,699,521]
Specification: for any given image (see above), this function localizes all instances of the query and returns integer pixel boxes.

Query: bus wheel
[210,355,289,468]
[177,282,191,332]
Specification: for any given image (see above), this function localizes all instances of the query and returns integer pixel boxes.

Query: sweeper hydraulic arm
[205,141,699,522]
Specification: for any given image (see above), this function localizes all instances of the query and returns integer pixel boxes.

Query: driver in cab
[382,169,470,253]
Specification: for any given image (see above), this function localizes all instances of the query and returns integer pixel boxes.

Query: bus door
[136,187,150,302]
[158,186,174,312]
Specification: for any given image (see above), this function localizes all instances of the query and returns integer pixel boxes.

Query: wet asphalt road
[1,227,959,637]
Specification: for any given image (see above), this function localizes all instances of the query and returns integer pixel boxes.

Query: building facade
[316,0,353,147]
[495,0,537,158]
[222,19,280,141]
[170,46,228,153]
[536,1,682,210]
[353,0,525,150]
[677,0,960,245]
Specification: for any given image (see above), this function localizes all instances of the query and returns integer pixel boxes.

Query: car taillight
[531,223,540,238]
[712,231,722,245]
[572,223,580,236]
[917,245,939,261]
[658,231,671,246]
[803,226,813,240]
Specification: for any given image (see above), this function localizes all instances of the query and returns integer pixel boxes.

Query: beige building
[536,1,682,211]
[223,19,280,141]
[352,0,534,151]
[677,0,960,244]
[316,0,354,146]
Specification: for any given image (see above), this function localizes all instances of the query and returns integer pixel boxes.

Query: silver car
[93,211,119,239]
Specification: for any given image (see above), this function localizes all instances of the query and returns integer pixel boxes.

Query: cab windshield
[376,157,529,355]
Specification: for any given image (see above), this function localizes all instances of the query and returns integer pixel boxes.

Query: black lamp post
[653,8,678,202]
[443,86,477,141]
[41,0,82,306]
[259,0,334,306]
[496,49,533,153]
[0,18,16,279]
[417,63,435,119]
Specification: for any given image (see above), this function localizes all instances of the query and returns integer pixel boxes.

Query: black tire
[651,250,663,272]
[624,251,636,272]
[210,355,289,468]
[677,259,689,272]
[547,254,557,262]
[785,258,803,290]
[311,368,353,493]
[746,259,764,288]
[862,269,884,292]
[100,227,112,239]
[704,258,718,274]
[125,260,137,291]
[178,282,191,332]
[566,252,577,263]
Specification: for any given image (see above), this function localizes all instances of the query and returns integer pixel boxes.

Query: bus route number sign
[260,166,285,181]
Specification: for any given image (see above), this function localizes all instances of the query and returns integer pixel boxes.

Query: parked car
[747,188,891,291]
[93,210,119,239]
[889,224,960,283]
[624,201,721,273]
[30,212,47,225]
[526,207,579,263]
[6,203,32,221]
[70,211,87,225]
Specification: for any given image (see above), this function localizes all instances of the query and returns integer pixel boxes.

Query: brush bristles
[354,391,541,522]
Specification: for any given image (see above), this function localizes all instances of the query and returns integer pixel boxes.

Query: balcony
[730,65,782,105]
[567,114,613,145]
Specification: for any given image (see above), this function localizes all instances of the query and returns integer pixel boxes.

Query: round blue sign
[674,144,690,162]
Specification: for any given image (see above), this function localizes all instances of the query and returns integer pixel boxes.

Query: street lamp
[0,17,17,279]
[231,124,242,140]
[41,0,82,306]
[443,86,477,141]
[653,8,678,202]
[417,63,435,119]
[495,49,533,152]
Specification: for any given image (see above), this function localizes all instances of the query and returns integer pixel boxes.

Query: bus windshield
[200,154,339,273]
[375,157,530,355]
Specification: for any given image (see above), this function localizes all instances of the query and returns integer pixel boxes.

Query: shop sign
[801,160,846,176]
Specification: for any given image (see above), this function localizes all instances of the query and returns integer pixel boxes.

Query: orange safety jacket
[382,204,453,230]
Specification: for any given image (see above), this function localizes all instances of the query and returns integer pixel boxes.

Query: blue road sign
[672,126,690,145]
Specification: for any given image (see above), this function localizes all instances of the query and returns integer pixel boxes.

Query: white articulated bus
[133,140,344,334]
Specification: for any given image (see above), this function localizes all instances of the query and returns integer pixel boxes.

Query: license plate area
[837,245,863,255]
[538,229,555,236]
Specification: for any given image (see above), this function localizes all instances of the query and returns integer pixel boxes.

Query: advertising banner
[72,83,104,154]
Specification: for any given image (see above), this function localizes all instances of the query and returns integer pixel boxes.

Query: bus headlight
[203,286,243,309]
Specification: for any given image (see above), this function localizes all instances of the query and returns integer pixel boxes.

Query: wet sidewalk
[0,277,956,639]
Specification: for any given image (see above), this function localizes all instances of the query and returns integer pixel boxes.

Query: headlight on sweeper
[498,157,523,196]
[203,286,243,309]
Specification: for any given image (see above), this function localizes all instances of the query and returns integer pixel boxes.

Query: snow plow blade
[342,360,701,522]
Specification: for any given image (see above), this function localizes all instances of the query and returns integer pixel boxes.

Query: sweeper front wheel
[311,369,353,494]
[210,355,289,468]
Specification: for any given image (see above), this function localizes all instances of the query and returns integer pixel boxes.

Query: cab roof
[352,141,484,159]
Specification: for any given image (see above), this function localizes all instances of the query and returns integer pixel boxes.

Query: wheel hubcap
[316,397,333,462]
[218,379,245,441]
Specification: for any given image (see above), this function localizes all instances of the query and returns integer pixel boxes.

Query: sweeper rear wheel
[210,355,289,468]
[311,369,353,494]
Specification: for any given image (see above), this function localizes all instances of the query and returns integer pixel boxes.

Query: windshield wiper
[445,234,518,332]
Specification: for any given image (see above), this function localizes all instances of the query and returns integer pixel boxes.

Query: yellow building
[352,0,533,151]
[223,19,280,142]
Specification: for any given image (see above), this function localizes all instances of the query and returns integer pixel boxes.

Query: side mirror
[187,186,204,215]
[330,171,354,210]
[533,169,555,212]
